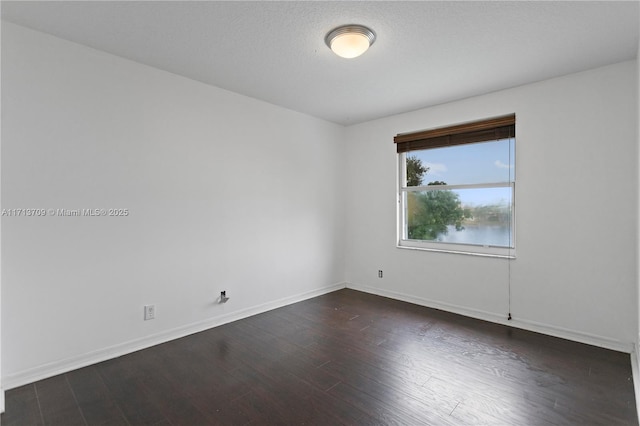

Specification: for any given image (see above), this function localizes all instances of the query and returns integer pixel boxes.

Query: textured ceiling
[2,1,639,125]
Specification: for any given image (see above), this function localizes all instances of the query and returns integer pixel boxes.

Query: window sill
[397,240,516,259]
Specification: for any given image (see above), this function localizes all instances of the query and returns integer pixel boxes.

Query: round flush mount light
[325,25,376,59]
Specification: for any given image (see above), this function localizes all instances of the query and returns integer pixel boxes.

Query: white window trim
[396,152,516,259]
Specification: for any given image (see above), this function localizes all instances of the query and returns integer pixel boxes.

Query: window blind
[394,114,515,153]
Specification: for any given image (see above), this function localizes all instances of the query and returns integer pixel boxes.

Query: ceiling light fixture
[325,25,376,59]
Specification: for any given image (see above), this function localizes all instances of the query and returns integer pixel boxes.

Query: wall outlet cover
[144,305,155,320]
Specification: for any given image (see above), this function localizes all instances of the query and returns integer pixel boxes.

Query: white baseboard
[2,282,347,390]
[0,388,4,414]
[347,282,633,353]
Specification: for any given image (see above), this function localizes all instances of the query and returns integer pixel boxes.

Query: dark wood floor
[2,289,637,425]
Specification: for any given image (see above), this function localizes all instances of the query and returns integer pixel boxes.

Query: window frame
[395,115,516,258]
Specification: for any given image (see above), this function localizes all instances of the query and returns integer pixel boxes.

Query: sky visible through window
[410,138,515,206]
[411,138,515,185]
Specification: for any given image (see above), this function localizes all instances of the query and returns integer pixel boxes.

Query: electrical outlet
[378,270,383,278]
[144,304,155,320]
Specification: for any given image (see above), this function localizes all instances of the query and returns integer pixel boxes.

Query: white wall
[637,39,640,356]
[0,12,4,415]
[635,40,640,419]
[1,22,346,388]
[345,61,638,351]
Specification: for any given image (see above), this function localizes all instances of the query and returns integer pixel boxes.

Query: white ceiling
[2,1,639,125]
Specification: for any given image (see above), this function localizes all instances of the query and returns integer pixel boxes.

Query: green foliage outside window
[405,155,470,241]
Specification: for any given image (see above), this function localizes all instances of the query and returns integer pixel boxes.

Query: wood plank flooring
[2,289,637,425]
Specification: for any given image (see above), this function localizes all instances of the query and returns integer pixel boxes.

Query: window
[395,114,515,257]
